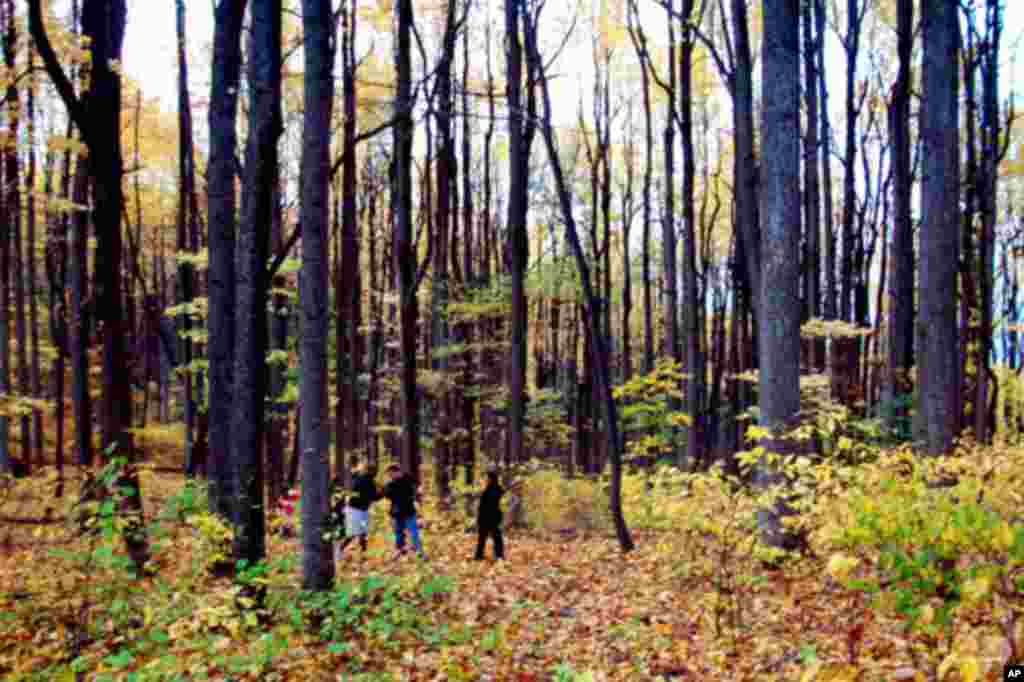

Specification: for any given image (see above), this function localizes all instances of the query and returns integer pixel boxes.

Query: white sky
[122,0,1024,128]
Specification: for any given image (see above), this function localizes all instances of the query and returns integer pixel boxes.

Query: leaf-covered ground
[0,453,1019,681]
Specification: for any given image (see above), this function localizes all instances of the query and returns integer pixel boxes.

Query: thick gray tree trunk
[918,0,960,455]
[756,0,801,552]
[300,0,335,591]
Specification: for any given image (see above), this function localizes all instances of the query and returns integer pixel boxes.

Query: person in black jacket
[382,463,425,559]
[475,469,521,560]
[334,463,379,561]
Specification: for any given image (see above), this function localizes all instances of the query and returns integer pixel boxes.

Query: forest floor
[0,454,1017,681]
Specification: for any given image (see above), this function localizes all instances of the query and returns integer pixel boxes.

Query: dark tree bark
[0,0,17,474]
[839,0,863,324]
[918,0,960,455]
[626,0,655,375]
[662,0,679,366]
[816,0,836,323]
[30,0,146,570]
[27,47,41,468]
[678,0,703,468]
[69,149,92,466]
[300,0,335,591]
[175,0,197,477]
[832,0,866,406]
[459,20,477,486]
[975,0,1002,443]
[755,0,801,550]
[801,0,822,370]
[266,192,288,502]
[45,134,68,493]
[394,0,420,477]
[885,0,914,431]
[206,0,247,518]
[9,0,29,470]
[431,0,460,502]
[621,106,635,382]
[733,0,760,316]
[232,0,281,567]
[505,0,534,466]
[337,0,359,491]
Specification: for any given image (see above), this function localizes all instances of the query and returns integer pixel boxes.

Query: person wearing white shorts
[335,463,379,561]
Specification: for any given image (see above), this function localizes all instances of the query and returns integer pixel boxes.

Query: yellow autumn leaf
[746,425,770,441]
[961,575,993,603]
[995,522,1015,552]
[826,553,861,581]
[937,654,980,682]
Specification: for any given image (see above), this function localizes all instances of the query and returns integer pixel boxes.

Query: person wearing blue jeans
[383,463,425,559]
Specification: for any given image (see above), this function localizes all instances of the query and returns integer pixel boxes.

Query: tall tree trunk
[839,0,861,324]
[621,106,635,382]
[733,0,760,317]
[802,0,822,371]
[885,0,914,432]
[505,0,530,466]
[30,0,146,570]
[46,140,67,493]
[395,0,420,478]
[175,0,196,477]
[627,0,655,375]
[679,0,703,468]
[11,3,30,470]
[266,185,288,501]
[69,152,91,466]
[662,0,679,367]
[961,26,978,435]
[2,0,19,472]
[975,0,1001,443]
[816,0,836,323]
[756,0,802,551]
[206,0,246,517]
[337,0,358,490]
[918,0,960,455]
[459,21,477,487]
[833,0,863,406]
[300,0,335,591]
[27,48,42,468]
[432,0,459,503]
[232,0,281,568]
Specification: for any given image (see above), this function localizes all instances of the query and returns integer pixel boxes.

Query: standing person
[334,462,379,561]
[475,469,521,560]
[382,463,425,559]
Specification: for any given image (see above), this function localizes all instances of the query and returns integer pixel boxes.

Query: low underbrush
[2,438,1023,680]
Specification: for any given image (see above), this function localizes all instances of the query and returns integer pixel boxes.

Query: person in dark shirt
[334,462,380,561]
[475,469,521,560]
[382,463,425,559]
